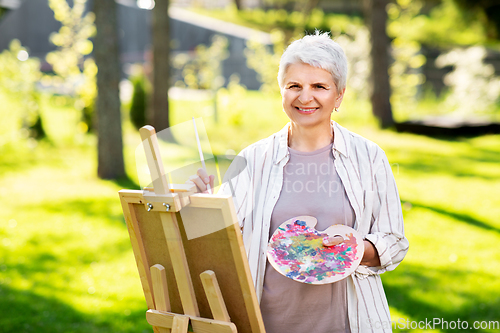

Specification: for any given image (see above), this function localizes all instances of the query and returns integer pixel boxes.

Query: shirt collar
[331,120,349,158]
[274,121,350,165]
[275,123,290,165]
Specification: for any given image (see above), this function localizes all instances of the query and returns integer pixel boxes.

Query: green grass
[365,130,500,332]
[1,91,500,332]
[0,142,150,332]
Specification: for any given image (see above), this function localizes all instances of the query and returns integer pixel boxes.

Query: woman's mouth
[295,107,319,114]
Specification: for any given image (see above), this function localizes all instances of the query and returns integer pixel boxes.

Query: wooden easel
[118,126,265,333]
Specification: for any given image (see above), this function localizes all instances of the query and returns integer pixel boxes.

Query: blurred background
[0,0,499,332]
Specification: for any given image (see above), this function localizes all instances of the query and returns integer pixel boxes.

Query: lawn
[0,91,499,332]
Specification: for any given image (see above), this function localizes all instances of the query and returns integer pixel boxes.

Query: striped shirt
[219,121,409,332]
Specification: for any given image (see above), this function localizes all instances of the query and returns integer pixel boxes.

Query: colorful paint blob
[267,216,364,284]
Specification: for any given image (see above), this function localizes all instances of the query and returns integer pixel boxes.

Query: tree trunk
[94,0,126,179]
[150,0,171,132]
[234,0,242,10]
[299,0,320,17]
[365,0,394,128]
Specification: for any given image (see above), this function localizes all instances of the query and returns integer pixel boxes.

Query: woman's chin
[289,115,331,128]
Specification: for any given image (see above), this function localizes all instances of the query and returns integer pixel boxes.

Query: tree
[364,0,394,128]
[93,0,125,179]
[454,0,500,39]
[47,0,96,132]
[150,0,171,132]
[234,0,243,10]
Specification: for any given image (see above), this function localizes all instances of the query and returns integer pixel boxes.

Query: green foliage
[387,0,488,47]
[387,0,500,120]
[39,93,88,145]
[435,46,500,117]
[45,0,97,133]
[216,74,251,128]
[454,0,500,39]
[245,29,285,95]
[173,35,229,91]
[335,25,371,101]
[0,39,45,145]
[130,81,147,130]
[129,67,148,130]
[169,88,286,154]
[191,6,363,36]
[387,1,427,115]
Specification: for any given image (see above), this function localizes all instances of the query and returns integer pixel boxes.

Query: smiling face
[281,62,345,130]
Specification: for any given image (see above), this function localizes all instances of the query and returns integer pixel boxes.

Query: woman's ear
[336,88,346,108]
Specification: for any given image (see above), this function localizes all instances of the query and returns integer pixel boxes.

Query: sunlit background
[0,0,499,332]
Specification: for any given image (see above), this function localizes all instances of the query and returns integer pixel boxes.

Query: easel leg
[151,264,172,333]
[172,315,190,333]
[160,212,200,317]
[200,270,231,322]
[151,264,171,312]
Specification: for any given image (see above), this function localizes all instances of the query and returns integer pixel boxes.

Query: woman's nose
[298,89,313,104]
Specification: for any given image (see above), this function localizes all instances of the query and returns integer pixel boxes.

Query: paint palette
[267,216,364,284]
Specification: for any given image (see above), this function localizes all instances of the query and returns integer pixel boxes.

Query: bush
[0,39,45,145]
[129,75,148,130]
[45,0,96,133]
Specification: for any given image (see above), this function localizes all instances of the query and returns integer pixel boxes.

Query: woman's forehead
[284,62,334,83]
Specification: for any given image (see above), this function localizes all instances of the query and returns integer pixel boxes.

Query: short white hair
[277,32,348,94]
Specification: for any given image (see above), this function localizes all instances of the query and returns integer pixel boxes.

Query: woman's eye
[316,85,326,89]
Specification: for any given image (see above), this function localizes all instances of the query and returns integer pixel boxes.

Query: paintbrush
[192,117,211,193]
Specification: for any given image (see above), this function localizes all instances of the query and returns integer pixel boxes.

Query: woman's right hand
[187,168,215,194]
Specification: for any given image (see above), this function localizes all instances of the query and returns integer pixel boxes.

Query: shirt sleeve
[218,149,252,230]
[361,149,409,276]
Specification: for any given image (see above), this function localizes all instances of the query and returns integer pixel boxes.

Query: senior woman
[191,32,408,333]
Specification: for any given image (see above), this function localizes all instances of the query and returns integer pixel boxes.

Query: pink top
[260,143,354,333]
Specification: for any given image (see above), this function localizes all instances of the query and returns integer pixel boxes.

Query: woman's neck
[288,122,333,152]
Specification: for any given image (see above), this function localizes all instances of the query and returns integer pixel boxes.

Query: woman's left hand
[360,240,381,267]
[324,236,381,267]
